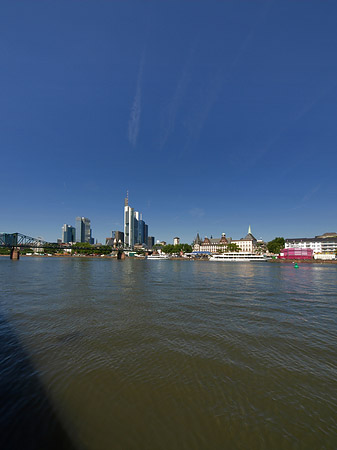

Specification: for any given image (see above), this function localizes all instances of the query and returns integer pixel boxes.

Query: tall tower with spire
[123,192,149,248]
[124,191,134,247]
[245,225,256,241]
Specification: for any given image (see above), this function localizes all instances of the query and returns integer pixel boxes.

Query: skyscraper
[62,224,76,243]
[147,236,155,249]
[144,224,148,245]
[137,214,147,245]
[124,194,149,248]
[76,217,93,243]
[134,211,140,244]
[124,196,134,248]
[108,231,124,247]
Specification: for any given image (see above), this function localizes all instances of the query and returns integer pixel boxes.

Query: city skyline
[3,193,337,246]
[1,1,337,243]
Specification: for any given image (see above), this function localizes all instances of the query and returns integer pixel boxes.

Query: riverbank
[269,259,337,264]
[2,254,337,263]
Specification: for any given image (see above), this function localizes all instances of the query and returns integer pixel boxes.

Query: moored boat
[147,254,170,260]
[209,252,267,262]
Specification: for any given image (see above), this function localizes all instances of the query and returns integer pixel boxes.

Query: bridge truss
[0,233,46,248]
[0,233,121,252]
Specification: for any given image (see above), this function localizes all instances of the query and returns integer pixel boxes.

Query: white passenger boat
[209,252,267,262]
[147,254,170,260]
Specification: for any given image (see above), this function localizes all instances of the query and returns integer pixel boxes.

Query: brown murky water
[1,257,336,449]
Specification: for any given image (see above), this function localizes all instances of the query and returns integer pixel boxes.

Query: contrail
[182,68,224,155]
[230,0,274,71]
[250,80,337,166]
[180,1,274,156]
[159,43,197,150]
[128,52,145,147]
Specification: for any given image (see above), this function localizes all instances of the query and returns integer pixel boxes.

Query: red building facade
[279,248,313,260]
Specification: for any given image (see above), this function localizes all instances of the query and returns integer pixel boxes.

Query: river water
[0,257,336,449]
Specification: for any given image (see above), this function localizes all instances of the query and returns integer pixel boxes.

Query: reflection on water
[0,257,336,449]
[0,311,75,450]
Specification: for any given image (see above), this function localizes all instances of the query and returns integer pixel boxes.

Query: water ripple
[0,257,336,449]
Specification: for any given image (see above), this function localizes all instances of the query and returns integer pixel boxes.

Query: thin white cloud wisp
[128,52,145,147]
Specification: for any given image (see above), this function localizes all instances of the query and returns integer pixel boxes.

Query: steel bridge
[0,233,47,259]
[0,233,125,260]
[0,233,46,248]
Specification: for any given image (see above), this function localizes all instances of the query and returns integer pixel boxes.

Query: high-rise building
[147,236,155,249]
[115,231,124,245]
[139,219,145,244]
[124,196,134,248]
[76,217,83,243]
[137,215,148,245]
[108,231,124,247]
[76,217,93,243]
[62,224,76,243]
[134,211,140,244]
[144,224,148,245]
[124,194,149,248]
[133,212,147,245]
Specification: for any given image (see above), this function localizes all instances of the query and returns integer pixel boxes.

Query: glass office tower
[123,195,149,248]
[62,224,76,243]
[124,197,134,248]
[76,217,92,243]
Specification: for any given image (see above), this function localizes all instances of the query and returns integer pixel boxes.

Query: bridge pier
[10,248,20,260]
[117,250,126,260]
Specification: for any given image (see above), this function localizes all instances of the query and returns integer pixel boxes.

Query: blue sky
[1,0,337,244]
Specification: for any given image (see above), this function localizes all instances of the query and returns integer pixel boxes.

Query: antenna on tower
[125,190,129,207]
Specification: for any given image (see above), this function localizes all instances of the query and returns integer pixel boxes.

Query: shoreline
[1,254,337,264]
[268,258,337,264]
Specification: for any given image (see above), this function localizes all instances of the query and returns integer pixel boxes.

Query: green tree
[255,242,266,254]
[44,245,59,254]
[267,237,285,254]
[97,245,113,255]
[161,244,175,254]
[226,243,241,252]
[72,242,94,255]
[161,243,192,255]
[181,243,192,253]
